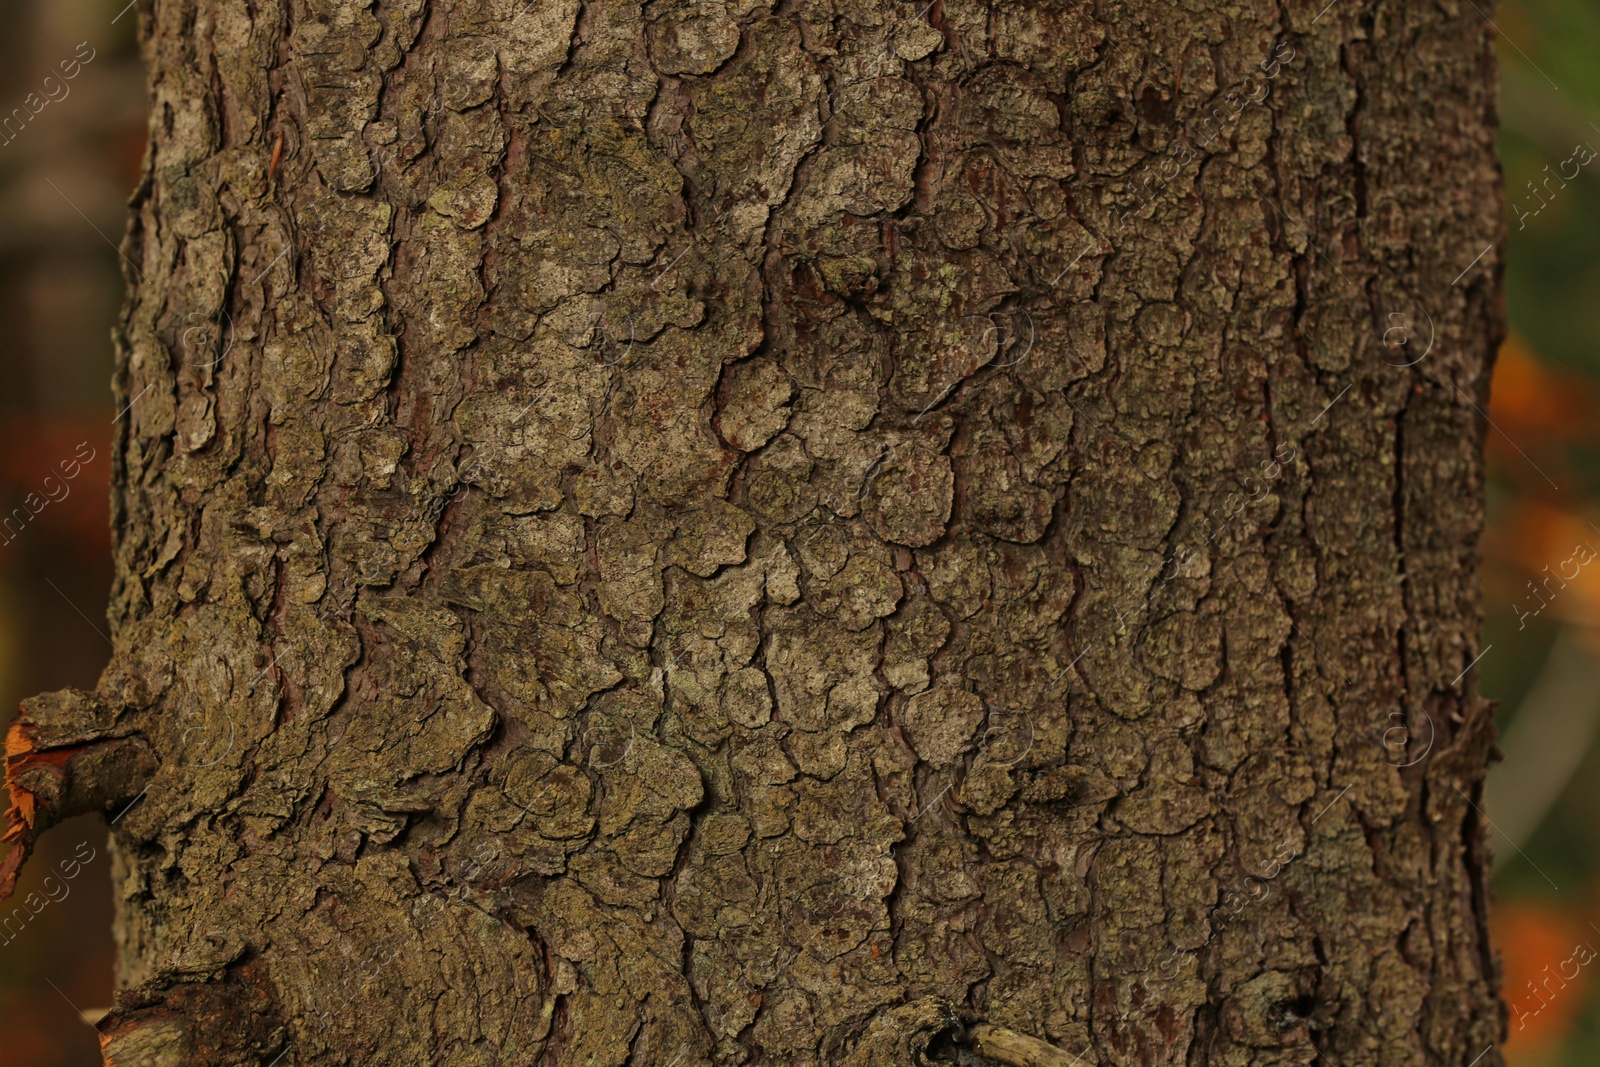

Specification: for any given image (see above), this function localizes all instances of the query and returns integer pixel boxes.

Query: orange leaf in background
[1490,334,1597,450]
[1490,500,1600,633]
[1494,900,1594,1056]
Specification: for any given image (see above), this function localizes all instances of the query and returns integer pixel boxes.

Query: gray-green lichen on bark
[2,0,1509,1064]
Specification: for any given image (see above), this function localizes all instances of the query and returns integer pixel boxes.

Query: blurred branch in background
[1486,626,1600,865]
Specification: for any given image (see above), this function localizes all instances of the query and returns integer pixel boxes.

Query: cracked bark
[2,0,1506,1064]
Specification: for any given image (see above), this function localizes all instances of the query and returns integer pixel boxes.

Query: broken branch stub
[1,687,155,900]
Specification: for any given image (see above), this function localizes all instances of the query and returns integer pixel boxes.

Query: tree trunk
[2,0,1506,1064]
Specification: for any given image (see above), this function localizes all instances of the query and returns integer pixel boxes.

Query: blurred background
[0,0,142,1062]
[0,0,1594,1064]
[1480,1,1600,1062]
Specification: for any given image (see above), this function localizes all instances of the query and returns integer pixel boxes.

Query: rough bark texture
[6,0,1509,1063]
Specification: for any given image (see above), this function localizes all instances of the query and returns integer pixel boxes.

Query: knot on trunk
[1,687,155,900]
[838,999,1090,1067]
[98,956,287,1067]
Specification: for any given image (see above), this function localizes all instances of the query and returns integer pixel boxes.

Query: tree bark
[3,0,1506,1064]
